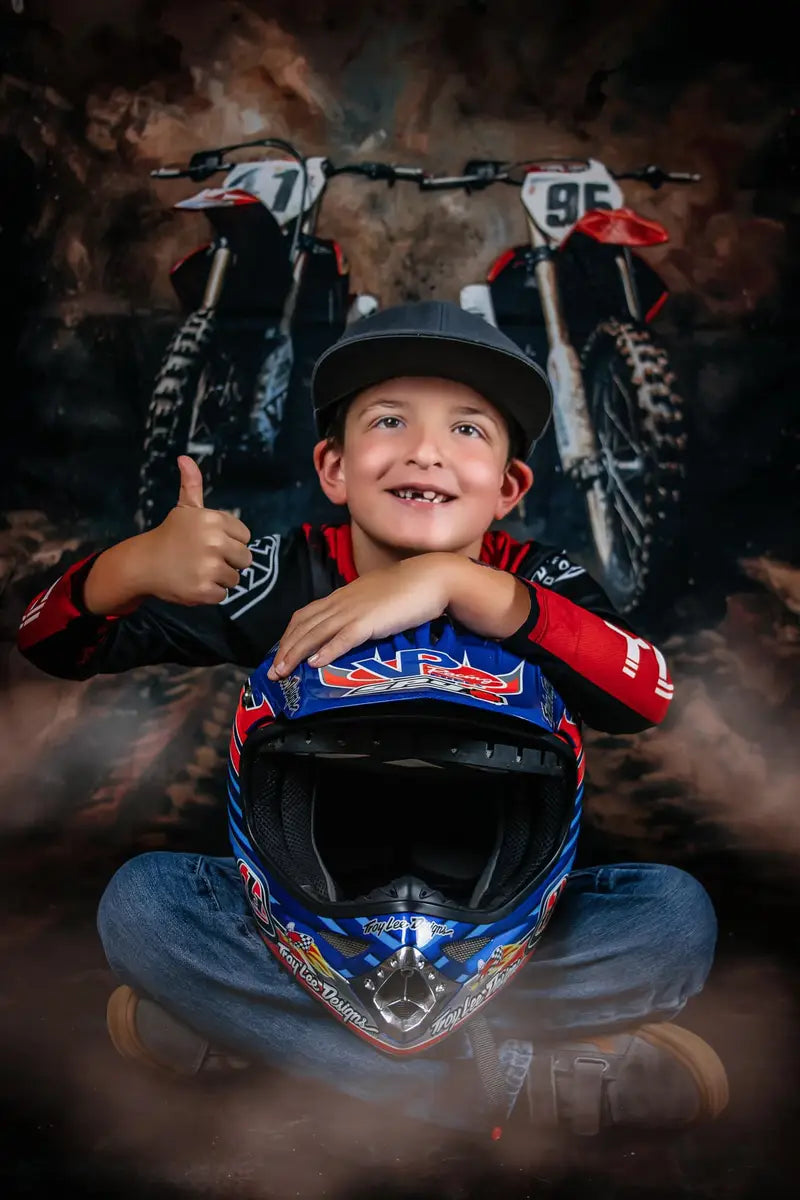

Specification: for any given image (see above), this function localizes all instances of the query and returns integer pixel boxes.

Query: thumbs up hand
[140,456,253,606]
[176,454,206,510]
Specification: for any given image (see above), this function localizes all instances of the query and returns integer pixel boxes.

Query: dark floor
[2,809,799,1200]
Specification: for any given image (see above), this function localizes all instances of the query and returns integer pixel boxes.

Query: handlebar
[326,161,428,185]
[149,138,433,187]
[149,138,701,194]
[415,160,701,192]
[150,138,303,181]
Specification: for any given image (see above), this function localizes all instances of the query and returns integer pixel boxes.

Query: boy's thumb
[176,455,205,509]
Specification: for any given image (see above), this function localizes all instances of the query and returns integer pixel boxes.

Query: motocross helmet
[228,619,584,1054]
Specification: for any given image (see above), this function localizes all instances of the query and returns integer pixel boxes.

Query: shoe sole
[106,985,181,1076]
[637,1022,730,1120]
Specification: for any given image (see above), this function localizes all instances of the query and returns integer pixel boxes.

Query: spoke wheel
[135,310,243,531]
[580,319,686,615]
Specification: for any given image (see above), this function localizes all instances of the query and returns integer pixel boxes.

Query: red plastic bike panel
[175,188,261,210]
[572,207,669,246]
[332,240,348,277]
[645,291,669,323]
[169,241,211,276]
[487,247,516,282]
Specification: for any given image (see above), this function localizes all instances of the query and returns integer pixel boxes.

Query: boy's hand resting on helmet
[83,456,253,614]
[267,555,453,679]
[267,552,534,679]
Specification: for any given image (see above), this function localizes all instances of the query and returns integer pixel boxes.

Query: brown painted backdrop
[0,3,798,1198]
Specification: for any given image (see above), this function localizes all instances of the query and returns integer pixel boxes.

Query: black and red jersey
[16,523,673,734]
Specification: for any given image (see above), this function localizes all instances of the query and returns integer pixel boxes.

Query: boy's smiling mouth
[387,487,455,505]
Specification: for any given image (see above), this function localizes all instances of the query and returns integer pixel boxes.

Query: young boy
[17,300,726,1136]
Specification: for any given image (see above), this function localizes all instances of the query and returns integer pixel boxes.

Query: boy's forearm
[83,534,155,615]
[443,555,532,637]
[440,553,672,730]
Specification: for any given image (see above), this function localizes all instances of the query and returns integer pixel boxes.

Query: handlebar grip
[350,162,398,181]
[419,173,494,190]
[614,164,701,188]
[329,161,429,185]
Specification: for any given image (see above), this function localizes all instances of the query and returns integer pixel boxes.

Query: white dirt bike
[453,158,700,615]
[136,138,430,530]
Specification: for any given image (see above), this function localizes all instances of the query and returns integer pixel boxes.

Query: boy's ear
[313,438,347,505]
[494,457,534,520]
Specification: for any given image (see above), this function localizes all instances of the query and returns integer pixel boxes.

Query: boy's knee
[647,863,717,988]
[96,852,168,964]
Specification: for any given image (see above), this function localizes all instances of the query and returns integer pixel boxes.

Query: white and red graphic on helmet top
[318,646,525,706]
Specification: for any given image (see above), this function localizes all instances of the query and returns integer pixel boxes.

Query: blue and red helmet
[227,619,584,1055]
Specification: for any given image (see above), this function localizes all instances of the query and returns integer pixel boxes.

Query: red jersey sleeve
[481,531,673,733]
[16,532,312,680]
[17,551,121,673]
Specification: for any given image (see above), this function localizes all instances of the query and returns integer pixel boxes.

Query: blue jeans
[97,854,717,1129]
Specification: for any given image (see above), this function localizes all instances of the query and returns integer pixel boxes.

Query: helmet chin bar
[353,944,460,1040]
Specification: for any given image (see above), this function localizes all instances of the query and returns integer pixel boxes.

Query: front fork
[247,204,324,446]
[179,240,233,457]
[201,240,232,308]
[525,216,613,566]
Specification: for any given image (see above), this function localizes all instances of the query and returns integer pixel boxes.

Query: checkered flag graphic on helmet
[287,925,315,952]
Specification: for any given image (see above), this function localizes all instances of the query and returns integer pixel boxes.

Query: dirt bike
[452,158,700,615]
[135,138,431,531]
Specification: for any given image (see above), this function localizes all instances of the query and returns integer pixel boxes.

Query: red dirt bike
[455,158,700,615]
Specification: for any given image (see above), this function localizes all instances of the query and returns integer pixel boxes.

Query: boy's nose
[405,428,445,469]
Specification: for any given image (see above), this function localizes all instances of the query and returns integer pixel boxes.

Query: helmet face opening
[239,705,576,921]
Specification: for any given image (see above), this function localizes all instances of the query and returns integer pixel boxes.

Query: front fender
[556,231,669,342]
[169,203,293,314]
[572,206,669,247]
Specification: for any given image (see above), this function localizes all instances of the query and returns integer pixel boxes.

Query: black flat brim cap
[310,300,552,460]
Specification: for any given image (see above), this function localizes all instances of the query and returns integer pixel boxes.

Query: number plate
[223,158,327,225]
[521,159,623,245]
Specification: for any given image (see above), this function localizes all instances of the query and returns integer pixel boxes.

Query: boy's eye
[373,415,403,429]
[454,422,484,438]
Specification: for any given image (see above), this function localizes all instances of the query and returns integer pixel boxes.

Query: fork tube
[278,199,321,334]
[616,247,641,321]
[527,220,571,345]
[525,215,598,481]
[201,241,232,308]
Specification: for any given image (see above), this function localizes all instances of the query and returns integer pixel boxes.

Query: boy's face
[313,377,532,558]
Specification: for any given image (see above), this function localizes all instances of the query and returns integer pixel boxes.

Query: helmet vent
[372,946,437,1032]
[444,934,494,963]
[318,931,370,958]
